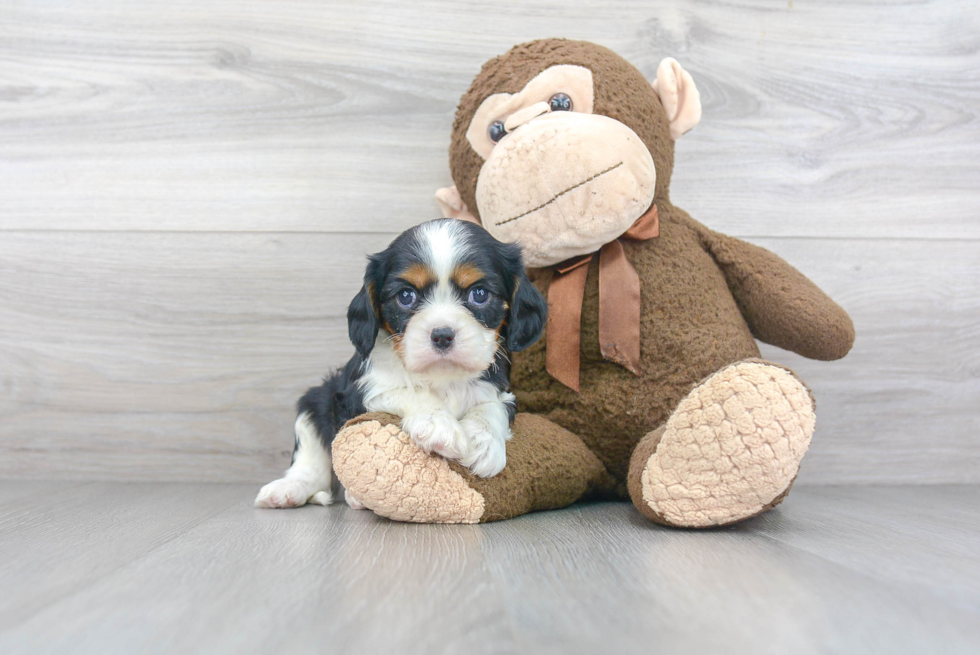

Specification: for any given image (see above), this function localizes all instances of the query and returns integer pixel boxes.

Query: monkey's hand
[700,226,855,361]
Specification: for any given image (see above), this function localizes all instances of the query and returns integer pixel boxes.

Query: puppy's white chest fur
[358,337,515,478]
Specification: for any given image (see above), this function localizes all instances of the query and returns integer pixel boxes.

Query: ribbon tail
[598,240,642,375]
[622,202,659,241]
[545,264,590,392]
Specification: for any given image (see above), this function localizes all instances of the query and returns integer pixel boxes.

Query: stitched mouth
[494,161,624,227]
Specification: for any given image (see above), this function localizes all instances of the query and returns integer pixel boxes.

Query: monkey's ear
[651,58,702,140]
[435,185,481,225]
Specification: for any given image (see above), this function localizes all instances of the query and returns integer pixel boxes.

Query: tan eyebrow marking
[399,263,437,289]
[453,263,485,289]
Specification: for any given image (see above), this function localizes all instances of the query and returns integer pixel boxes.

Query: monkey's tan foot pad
[332,416,485,524]
[628,360,815,528]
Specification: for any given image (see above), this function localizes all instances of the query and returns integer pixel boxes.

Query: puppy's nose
[430,327,455,351]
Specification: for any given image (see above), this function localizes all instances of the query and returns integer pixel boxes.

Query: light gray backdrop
[1,0,977,484]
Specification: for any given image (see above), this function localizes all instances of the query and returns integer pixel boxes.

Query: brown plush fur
[453,39,854,495]
[511,204,854,488]
[333,39,855,527]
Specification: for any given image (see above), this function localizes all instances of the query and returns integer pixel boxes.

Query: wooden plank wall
[1,0,977,484]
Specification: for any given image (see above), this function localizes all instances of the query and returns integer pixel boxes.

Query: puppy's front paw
[402,411,467,459]
[457,418,507,478]
[254,477,331,508]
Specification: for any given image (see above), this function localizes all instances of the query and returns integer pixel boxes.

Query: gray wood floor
[1,483,978,654]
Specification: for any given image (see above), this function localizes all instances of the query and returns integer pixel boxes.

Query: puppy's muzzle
[430,327,456,352]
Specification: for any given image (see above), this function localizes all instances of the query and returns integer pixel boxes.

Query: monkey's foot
[331,413,485,524]
[627,360,815,528]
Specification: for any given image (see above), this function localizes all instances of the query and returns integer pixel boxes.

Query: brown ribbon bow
[545,203,660,391]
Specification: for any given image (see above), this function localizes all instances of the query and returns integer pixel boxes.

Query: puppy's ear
[504,246,548,352]
[348,260,381,357]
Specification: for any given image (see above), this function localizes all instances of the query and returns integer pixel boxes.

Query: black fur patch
[296,353,367,453]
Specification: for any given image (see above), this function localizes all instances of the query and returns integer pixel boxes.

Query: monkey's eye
[468,287,490,306]
[488,121,507,143]
[549,93,573,112]
[396,289,417,309]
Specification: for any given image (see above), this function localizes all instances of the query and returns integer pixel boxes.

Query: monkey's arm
[698,226,855,361]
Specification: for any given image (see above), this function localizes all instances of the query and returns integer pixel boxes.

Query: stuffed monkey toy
[331,39,854,527]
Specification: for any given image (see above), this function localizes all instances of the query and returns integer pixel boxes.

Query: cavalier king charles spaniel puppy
[255,219,547,509]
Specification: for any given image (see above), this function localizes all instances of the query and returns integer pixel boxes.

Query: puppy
[255,219,547,509]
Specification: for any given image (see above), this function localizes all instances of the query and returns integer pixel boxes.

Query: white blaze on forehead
[414,220,470,303]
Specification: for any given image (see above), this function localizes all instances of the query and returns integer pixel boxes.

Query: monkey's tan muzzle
[476,111,656,268]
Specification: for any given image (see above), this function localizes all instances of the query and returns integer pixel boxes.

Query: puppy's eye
[396,289,417,308]
[488,121,507,143]
[549,93,572,112]
[468,287,490,306]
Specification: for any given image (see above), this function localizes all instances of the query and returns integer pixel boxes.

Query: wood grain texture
[0,483,978,654]
[1,0,977,237]
[756,237,980,484]
[1,0,978,483]
[0,232,388,481]
[0,482,246,631]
